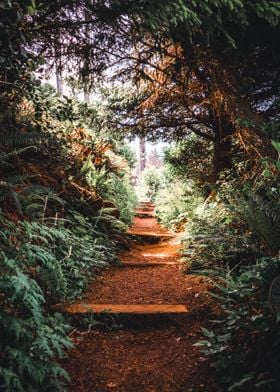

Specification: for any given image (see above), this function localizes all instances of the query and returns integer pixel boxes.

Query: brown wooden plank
[135,210,154,215]
[126,230,174,239]
[59,303,188,314]
[121,262,178,267]
[134,213,154,218]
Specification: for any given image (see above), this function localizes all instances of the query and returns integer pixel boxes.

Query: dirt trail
[62,203,219,392]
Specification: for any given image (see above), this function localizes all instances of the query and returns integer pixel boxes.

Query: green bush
[0,215,70,391]
[106,173,137,224]
[155,179,203,229]
[82,161,136,226]
[164,137,213,183]
[217,171,280,254]
[142,167,164,201]
[179,196,264,273]
[0,201,120,390]
[195,257,280,391]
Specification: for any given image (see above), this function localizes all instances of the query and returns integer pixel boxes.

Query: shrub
[155,179,203,229]
[142,167,164,201]
[0,195,121,390]
[0,214,71,391]
[195,257,280,391]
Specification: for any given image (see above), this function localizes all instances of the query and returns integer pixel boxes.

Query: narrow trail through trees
[62,203,219,391]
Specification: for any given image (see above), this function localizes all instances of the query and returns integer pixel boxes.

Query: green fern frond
[0,128,43,147]
[0,146,37,162]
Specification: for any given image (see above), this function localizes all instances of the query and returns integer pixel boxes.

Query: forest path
[62,202,219,392]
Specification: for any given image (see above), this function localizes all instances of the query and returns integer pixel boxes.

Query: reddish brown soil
[84,266,210,305]
[119,241,180,264]
[62,206,220,392]
[128,216,170,234]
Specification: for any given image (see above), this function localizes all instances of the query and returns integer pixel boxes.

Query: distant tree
[146,148,162,169]
[139,136,146,172]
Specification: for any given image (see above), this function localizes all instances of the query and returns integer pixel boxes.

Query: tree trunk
[212,119,234,181]
[55,62,63,96]
[139,136,146,172]
[84,87,90,104]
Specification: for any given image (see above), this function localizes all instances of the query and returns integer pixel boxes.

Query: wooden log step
[135,209,154,214]
[59,303,188,315]
[134,213,154,218]
[126,231,174,239]
[120,262,178,267]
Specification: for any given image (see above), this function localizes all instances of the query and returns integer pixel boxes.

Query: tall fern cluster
[195,256,280,391]
[235,188,280,253]
[0,206,119,390]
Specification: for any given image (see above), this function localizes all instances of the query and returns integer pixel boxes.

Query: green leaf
[27,5,35,15]
[272,140,280,153]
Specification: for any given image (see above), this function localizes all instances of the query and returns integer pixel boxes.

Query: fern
[0,250,71,391]
[256,256,280,291]
[0,146,37,162]
[0,203,119,390]
[239,190,280,253]
[0,127,43,148]
[194,256,280,391]
[19,186,66,219]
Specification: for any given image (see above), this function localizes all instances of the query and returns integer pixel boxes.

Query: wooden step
[121,262,178,267]
[134,212,154,218]
[135,209,154,214]
[58,303,188,315]
[126,230,174,239]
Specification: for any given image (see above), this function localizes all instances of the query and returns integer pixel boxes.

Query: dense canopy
[0,1,280,391]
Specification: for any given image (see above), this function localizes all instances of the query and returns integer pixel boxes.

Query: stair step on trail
[120,261,178,267]
[134,210,154,218]
[134,214,154,219]
[126,230,174,239]
[57,303,189,315]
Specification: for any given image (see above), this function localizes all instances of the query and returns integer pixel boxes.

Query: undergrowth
[194,257,280,391]
[0,81,136,390]
[152,140,280,391]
